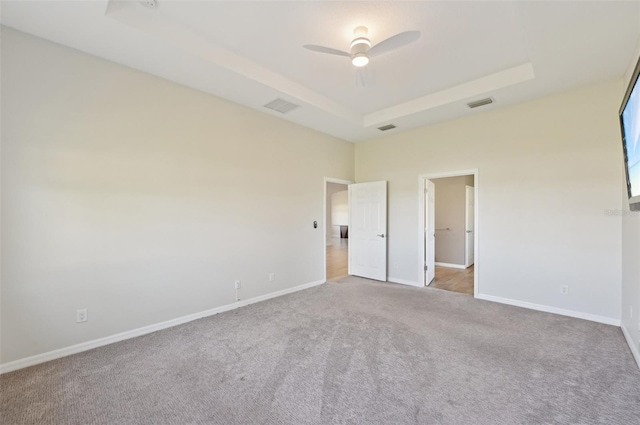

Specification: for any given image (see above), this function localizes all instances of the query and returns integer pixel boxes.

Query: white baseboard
[0,279,325,375]
[621,322,640,370]
[388,277,422,287]
[475,293,621,326]
[435,262,467,270]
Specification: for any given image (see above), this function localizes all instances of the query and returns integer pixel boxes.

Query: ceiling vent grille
[378,124,396,131]
[263,98,300,114]
[467,97,495,109]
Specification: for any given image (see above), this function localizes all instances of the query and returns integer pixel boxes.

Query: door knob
[377,234,385,238]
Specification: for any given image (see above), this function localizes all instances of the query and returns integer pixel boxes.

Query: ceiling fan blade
[368,31,421,57]
[303,45,350,57]
[356,67,375,88]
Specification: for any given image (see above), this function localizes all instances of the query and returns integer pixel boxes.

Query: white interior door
[465,185,475,267]
[425,180,435,285]
[348,181,387,281]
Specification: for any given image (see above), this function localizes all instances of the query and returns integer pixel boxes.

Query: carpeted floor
[2,276,640,425]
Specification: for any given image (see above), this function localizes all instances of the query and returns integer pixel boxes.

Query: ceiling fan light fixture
[303,26,419,76]
[352,53,369,67]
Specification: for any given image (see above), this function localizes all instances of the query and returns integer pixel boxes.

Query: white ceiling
[2,1,639,142]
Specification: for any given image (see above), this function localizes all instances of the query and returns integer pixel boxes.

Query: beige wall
[0,28,354,364]
[356,79,623,322]
[431,175,474,265]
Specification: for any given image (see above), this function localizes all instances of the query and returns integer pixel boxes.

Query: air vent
[378,124,396,131]
[467,97,495,109]
[263,98,300,114]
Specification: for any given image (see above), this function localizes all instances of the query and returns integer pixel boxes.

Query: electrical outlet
[76,309,88,323]
[268,273,275,282]
[234,280,241,290]
[560,285,569,295]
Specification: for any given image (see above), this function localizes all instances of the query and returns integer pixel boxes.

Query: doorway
[324,178,351,281]
[419,170,478,295]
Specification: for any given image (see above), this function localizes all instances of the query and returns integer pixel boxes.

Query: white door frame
[425,179,436,285]
[465,185,475,268]
[324,177,353,283]
[418,169,479,296]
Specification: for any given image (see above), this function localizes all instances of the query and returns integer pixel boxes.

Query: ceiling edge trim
[363,62,536,127]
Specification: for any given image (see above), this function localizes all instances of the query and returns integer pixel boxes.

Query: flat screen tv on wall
[621,54,640,211]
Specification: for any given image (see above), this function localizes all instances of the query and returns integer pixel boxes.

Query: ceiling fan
[303,26,421,86]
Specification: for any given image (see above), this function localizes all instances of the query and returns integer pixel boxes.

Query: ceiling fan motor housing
[350,37,371,55]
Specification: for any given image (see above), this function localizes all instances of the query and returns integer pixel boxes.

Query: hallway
[326,239,348,280]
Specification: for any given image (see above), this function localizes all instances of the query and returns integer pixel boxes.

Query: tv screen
[621,55,640,211]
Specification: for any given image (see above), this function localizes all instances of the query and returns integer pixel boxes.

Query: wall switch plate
[234,280,241,290]
[560,285,569,295]
[76,309,88,323]
[268,273,275,282]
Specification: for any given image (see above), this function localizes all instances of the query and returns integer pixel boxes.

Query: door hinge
[424,265,428,271]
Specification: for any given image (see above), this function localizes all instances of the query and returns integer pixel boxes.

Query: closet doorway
[419,170,478,295]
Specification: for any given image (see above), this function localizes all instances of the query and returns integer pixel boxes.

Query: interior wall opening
[325,179,350,280]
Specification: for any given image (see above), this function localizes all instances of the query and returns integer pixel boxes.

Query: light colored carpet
[2,276,640,425]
